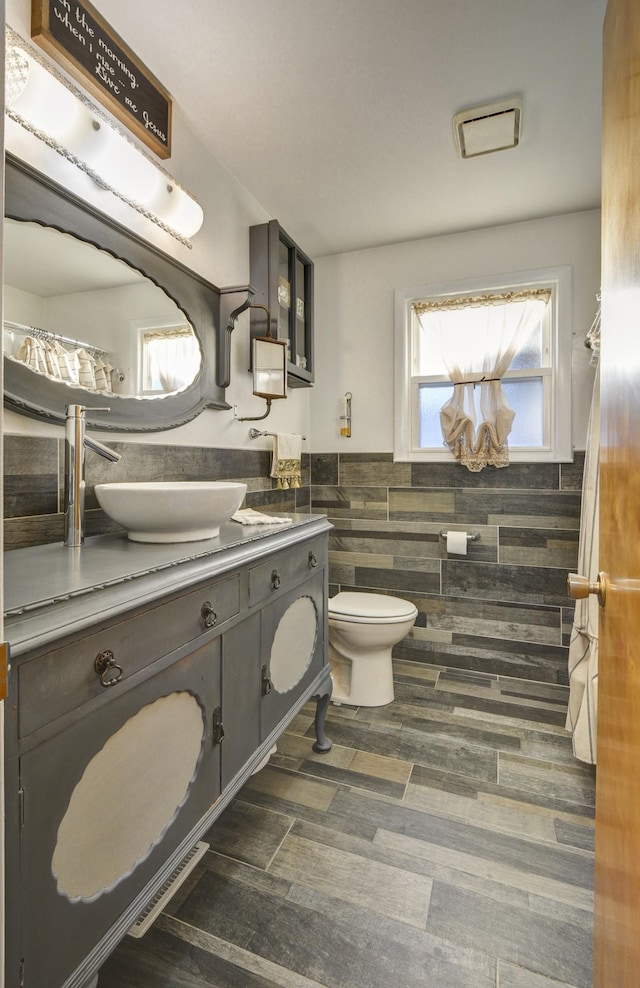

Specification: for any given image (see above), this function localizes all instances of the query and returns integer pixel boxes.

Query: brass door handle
[567,572,607,607]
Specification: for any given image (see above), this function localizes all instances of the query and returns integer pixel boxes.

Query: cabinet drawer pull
[94,650,123,688]
[308,551,318,568]
[212,707,225,746]
[201,601,218,628]
[271,569,281,591]
[262,665,273,696]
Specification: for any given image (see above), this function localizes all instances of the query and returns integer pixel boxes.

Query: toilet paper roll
[446,530,468,555]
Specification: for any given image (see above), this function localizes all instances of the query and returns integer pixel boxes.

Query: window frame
[394,266,573,463]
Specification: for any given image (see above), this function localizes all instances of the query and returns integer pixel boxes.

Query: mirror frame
[4,153,230,432]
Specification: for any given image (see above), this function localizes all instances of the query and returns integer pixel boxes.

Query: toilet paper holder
[439,530,480,543]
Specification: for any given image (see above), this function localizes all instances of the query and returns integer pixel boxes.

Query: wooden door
[595,0,640,982]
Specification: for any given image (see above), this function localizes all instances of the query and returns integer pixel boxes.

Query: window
[394,267,572,464]
[137,323,201,395]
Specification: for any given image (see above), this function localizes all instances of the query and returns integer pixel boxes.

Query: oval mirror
[4,155,228,431]
[4,220,202,400]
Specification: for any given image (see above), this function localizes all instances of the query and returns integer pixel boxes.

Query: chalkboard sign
[31,0,172,159]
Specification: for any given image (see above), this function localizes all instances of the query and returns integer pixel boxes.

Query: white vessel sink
[94,481,247,543]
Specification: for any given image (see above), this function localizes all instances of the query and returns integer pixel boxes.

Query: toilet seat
[328,592,417,624]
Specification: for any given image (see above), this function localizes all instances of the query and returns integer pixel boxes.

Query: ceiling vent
[453,98,524,158]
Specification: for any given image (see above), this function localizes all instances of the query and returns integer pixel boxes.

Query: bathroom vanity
[3,514,332,988]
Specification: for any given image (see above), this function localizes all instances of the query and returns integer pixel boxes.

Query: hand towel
[270,433,302,490]
[232,508,292,526]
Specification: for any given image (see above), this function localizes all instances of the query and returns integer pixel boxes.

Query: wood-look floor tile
[353,700,523,754]
[554,819,596,852]
[97,920,293,987]
[269,831,433,928]
[410,762,595,819]
[312,718,498,782]
[275,732,357,769]
[285,817,530,910]
[293,757,408,799]
[102,663,593,988]
[403,782,558,843]
[350,749,413,784]
[202,800,294,870]
[374,828,594,913]
[243,765,338,811]
[498,958,583,988]
[497,752,595,808]
[161,914,329,988]
[330,787,593,890]
[394,680,568,727]
[426,881,592,987]
[284,883,497,988]
[528,892,594,932]
[435,675,566,714]
[478,792,595,829]
[392,658,443,683]
[175,865,477,988]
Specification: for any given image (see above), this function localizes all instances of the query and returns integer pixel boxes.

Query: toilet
[327,592,418,707]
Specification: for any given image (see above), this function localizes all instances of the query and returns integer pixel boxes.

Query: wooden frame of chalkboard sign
[31,0,172,159]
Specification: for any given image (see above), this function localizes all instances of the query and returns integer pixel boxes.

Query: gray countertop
[4,513,330,655]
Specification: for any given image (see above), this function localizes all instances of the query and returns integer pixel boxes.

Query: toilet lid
[328,592,417,621]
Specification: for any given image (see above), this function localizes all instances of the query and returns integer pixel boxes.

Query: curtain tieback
[453,375,501,388]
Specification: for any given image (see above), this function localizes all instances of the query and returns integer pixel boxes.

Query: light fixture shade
[252,337,287,399]
[5,31,204,244]
[6,46,79,140]
[453,98,524,158]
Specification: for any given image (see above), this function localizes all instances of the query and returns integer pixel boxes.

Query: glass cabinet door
[250,220,314,388]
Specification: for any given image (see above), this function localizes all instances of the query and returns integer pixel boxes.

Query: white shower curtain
[566,363,600,764]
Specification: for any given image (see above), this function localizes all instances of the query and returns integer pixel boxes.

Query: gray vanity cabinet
[260,572,326,738]
[16,639,222,988]
[4,517,332,988]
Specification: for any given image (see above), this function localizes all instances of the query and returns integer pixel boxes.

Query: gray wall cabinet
[3,516,332,988]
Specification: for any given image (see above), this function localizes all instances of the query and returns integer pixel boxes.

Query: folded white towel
[232,508,292,526]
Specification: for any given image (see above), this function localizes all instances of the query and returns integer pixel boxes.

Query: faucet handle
[65,404,112,416]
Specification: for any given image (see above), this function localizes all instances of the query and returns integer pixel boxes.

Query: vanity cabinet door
[220,614,262,789]
[16,639,222,988]
[260,572,326,740]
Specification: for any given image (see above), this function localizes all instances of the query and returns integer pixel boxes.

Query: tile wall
[4,436,583,687]
[311,452,584,685]
[3,435,310,551]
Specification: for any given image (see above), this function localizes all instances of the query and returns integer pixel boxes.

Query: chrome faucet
[64,404,122,548]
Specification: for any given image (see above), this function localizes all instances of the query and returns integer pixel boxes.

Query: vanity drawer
[248,535,326,607]
[17,572,240,739]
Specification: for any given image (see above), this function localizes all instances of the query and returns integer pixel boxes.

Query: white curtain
[566,329,600,764]
[415,290,550,471]
[143,328,200,393]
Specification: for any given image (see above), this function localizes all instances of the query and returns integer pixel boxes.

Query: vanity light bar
[4,28,204,246]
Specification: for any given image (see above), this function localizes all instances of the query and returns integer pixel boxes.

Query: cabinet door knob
[308,551,318,568]
[201,601,218,628]
[271,569,281,591]
[94,649,124,688]
[567,572,607,607]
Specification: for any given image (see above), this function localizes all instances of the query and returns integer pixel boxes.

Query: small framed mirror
[252,336,287,400]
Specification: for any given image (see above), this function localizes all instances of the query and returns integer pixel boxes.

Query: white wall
[4,0,312,450]
[4,2,601,459]
[311,210,600,454]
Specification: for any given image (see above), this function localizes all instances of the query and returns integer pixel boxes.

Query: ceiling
[67,1,608,257]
